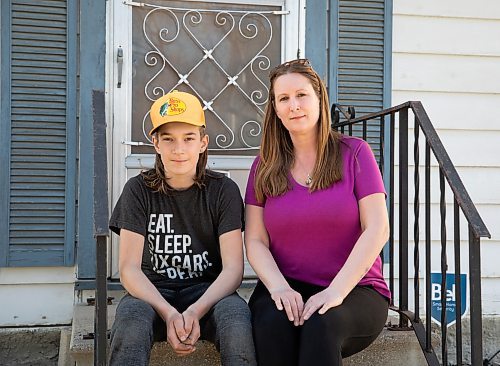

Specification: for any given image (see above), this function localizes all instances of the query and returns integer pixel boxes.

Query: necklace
[305,173,312,186]
[295,158,313,186]
[306,173,312,186]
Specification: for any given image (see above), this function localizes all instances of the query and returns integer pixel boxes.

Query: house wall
[2,0,499,330]
[392,0,500,315]
[0,0,105,327]
[0,267,75,325]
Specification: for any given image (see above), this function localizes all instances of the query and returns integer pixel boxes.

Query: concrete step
[68,302,114,366]
[344,328,428,366]
[67,294,430,366]
[68,300,222,366]
[148,328,428,366]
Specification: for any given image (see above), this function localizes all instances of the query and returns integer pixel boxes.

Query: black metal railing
[332,101,490,366]
[92,89,109,366]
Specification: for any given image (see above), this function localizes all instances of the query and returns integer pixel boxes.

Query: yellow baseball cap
[149,90,206,135]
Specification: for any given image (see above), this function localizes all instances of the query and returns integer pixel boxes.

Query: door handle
[117,46,123,88]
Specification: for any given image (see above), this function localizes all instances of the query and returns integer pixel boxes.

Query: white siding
[393,92,500,130]
[390,166,500,204]
[394,16,500,56]
[394,0,500,20]
[393,0,500,315]
[393,54,500,94]
[0,267,75,325]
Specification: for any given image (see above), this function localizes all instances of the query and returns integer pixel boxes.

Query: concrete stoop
[344,329,428,366]
[67,303,115,366]
[66,301,221,366]
[0,326,63,366]
[147,328,429,366]
[66,299,429,366]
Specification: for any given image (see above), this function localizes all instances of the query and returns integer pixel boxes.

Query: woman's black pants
[249,278,389,366]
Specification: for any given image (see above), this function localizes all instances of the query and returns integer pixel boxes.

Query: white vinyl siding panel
[393,53,500,94]
[393,91,500,131]
[393,15,500,56]
[394,0,500,20]
[392,129,500,168]
[390,166,500,205]
[389,239,500,279]
[0,266,75,326]
[392,0,500,316]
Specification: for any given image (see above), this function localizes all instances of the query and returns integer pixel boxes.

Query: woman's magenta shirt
[245,136,391,300]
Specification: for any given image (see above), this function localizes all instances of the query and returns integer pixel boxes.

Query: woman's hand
[270,287,304,326]
[300,287,344,324]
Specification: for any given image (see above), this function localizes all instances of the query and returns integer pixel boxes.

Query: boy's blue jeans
[109,282,257,366]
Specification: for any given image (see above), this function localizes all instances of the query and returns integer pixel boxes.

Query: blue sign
[430,273,467,327]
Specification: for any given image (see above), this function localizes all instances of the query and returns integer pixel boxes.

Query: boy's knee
[212,294,252,331]
[117,295,154,317]
[215,294,250,317]
[113,296,157,336]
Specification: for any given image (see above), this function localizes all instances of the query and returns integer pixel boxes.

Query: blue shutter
[337,0,387,111]
[0,0,77,267]
[306,0,392,159]
[337,0,390,158]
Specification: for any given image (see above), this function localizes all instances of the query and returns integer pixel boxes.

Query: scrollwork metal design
[136,3,284,150]
[241,120,262,149]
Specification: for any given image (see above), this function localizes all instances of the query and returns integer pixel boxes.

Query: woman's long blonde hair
[254,60,343,203]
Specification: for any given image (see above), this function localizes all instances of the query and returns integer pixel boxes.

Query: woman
[245,59,390,366]
[109,90,256,365]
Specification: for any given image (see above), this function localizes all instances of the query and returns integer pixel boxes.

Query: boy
[109,90,256,365]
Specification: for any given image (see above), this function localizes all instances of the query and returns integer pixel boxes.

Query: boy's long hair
[254,61,343,203]
[141,127,208,194]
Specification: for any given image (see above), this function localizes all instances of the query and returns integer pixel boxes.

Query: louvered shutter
[337,0,388,159]
[0,0,76,266]
[305,0,390,161]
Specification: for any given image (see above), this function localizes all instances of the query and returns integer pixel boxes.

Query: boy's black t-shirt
[109,170,244,289]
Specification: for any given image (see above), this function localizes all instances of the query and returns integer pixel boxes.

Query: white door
[107,0,305,278]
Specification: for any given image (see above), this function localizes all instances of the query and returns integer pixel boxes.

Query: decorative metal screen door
[109,0,304,278]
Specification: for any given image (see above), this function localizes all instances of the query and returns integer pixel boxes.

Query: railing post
[92,89,109,366]
[389,112,395,304]
[469,228,483,366]
[439,170,448,365]
[454,199,463,366]
[379,115,385,174]
[413,117,420,321]
[425,142,432,352]
[399,107,409,328]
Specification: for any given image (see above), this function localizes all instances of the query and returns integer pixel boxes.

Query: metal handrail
[332,101,490,366]
[332,101,490,240]
[409,101,490,239]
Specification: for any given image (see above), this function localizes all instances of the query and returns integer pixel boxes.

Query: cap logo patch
[159,97,186,117]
